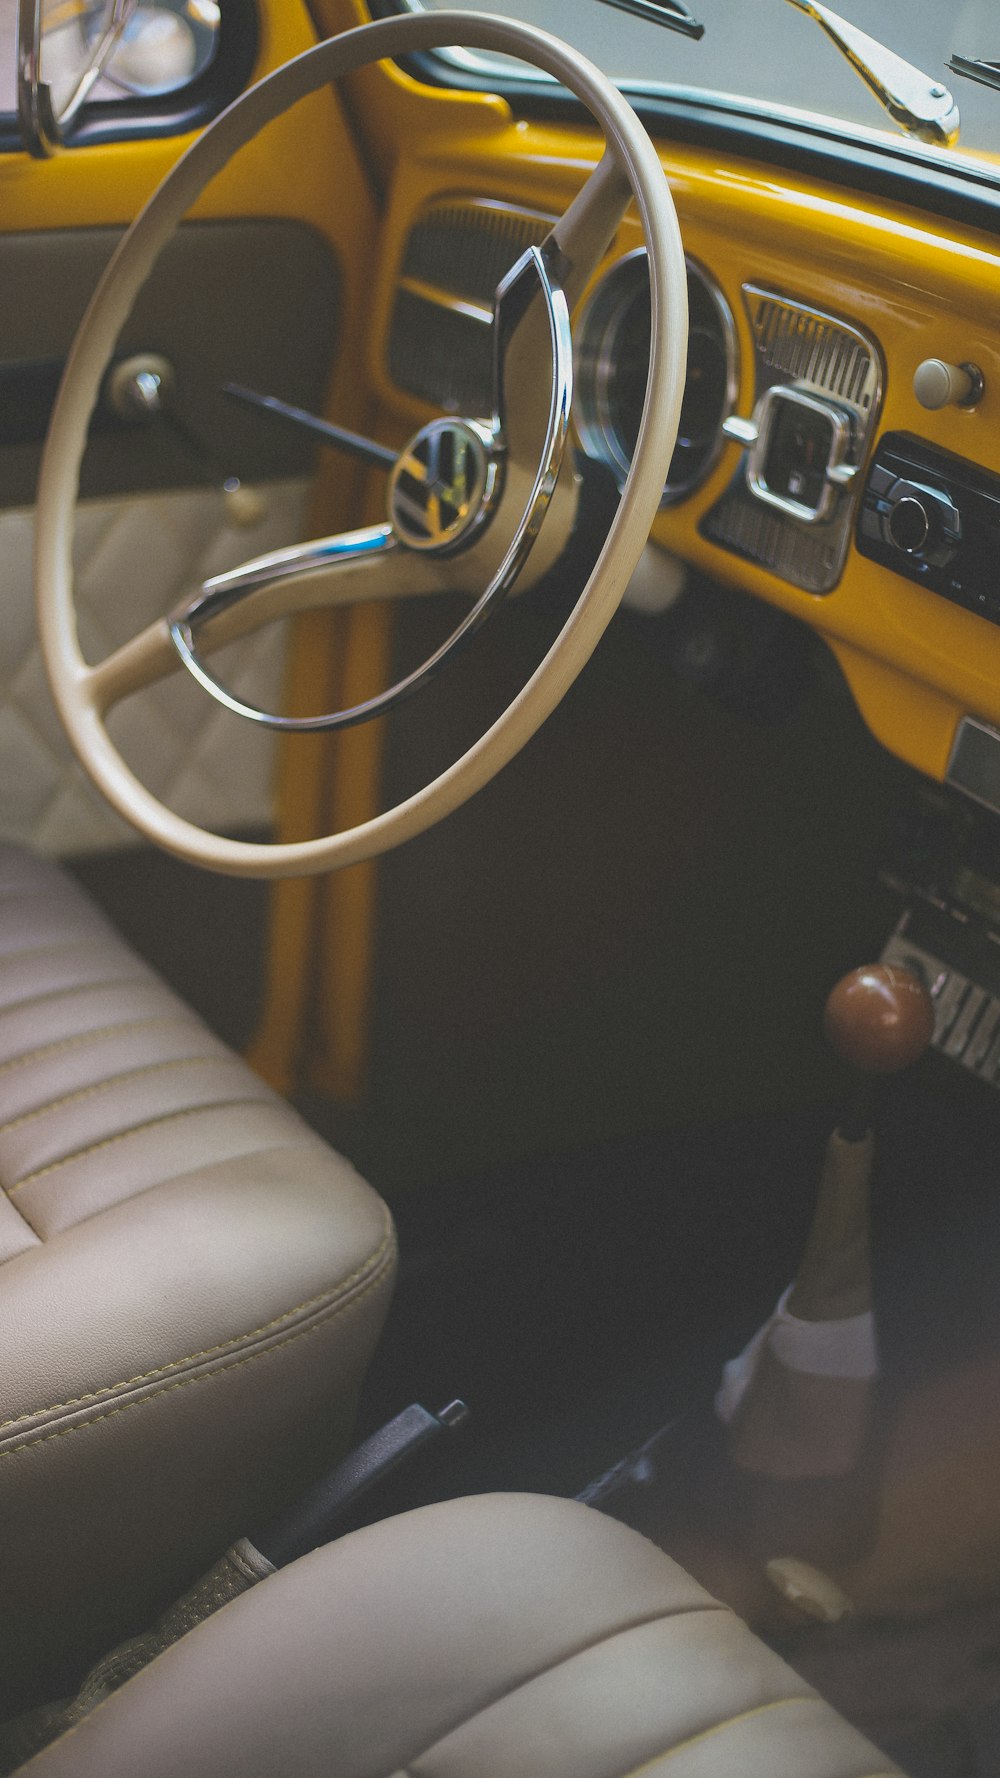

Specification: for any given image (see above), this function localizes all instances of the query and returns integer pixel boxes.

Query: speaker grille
[750,294,877,409]
[388,199,552,414]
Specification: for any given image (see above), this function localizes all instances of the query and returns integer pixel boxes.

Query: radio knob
[887,494,931,554]
[882,478,961,567]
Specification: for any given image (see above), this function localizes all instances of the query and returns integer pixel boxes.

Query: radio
[857,433,1000,626]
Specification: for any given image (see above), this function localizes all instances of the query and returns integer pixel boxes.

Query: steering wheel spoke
[85,523,466,719]
[547,150,634,312]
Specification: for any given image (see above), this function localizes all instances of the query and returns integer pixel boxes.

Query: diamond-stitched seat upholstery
[0,483,304,858]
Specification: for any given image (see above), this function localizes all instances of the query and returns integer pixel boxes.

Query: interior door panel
[0,219,342,855]
[0,2,380,868]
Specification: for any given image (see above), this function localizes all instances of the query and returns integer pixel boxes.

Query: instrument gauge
[576,251,737,504]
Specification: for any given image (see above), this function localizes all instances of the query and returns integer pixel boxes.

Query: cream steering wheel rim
[36,11,689,879]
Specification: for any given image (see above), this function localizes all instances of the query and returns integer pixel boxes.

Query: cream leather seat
[1,849,901,1776]
[0,844,396,1716]
[25,1494,899,1777]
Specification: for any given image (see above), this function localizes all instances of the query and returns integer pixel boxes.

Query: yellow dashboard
[318,0,1000,795]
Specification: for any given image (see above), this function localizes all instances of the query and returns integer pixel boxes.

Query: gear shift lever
[779,965,935,1324]
[716,963,935,1607]
[576,964,937,1628]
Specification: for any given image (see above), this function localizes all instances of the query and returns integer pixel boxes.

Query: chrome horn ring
[166,242,573,734]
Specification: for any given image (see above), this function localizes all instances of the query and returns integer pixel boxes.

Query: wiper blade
[595,0,704,44]
[949,54,1000,96]
[784,0,959,147]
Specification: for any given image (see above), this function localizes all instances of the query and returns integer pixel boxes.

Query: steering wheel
[36,10,688,878]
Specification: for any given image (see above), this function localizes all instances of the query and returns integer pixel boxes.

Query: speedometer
[575,250,737,504]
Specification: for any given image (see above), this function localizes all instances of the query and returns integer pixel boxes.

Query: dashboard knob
[881,478,961,567]
[913,358,983,411]
[105,353,175,424]
[887,494,930,554]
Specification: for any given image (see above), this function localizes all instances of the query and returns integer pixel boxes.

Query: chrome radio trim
[746,384,856,524]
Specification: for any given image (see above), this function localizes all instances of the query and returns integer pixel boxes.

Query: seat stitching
[0,1185,43,1248]
[9,1584,717,1774]
[0,1235,396,1461]
[0,1054,237,1136]
[0,1015,193,1078]
[0,937,106,965]
[395,1602,734,1778]
[612,1696,820,1776]
[0,1208,394,1433]
[0,974,150,1022]
[6,1097,280,1193]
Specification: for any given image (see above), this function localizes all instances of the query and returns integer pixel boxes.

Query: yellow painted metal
[310,0,511,188]
[291,4,1000,1101]
[0,8,361,237]
[318,37,1000,784]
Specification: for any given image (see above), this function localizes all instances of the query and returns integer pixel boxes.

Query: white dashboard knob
[913,358,983,410]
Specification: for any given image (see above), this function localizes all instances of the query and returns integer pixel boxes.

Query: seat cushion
[23,1494,901,1778]
[0,845,396,1714]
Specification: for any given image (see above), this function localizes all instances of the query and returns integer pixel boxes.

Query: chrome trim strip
[174,524,396,631]
[490,241,574,562]
[397,275,493,329]
[17,0,138,156]
[722,414,759,446]
[17,0,58,157]
[168,527,396,732]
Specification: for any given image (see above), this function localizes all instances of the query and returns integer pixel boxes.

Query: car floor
[300,1066,1000,1778]
[69,832,1000,1775]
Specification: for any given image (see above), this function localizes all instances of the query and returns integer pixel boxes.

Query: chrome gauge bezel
[575,248,738,505]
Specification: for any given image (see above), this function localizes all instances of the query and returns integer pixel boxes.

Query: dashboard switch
[913,358,983,411]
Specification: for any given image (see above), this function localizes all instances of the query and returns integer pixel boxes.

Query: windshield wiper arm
[595,0,704,43]
[784,0,959,147]
[949,55,1000,97]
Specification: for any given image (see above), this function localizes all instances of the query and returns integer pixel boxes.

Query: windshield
[405,0,1000,173]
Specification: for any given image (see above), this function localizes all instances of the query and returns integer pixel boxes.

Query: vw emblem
[389,418,496,552]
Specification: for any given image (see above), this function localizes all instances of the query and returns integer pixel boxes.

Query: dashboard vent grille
[388,290,493,416]
[750,294,876,408]
[701,286,883,595]
[387,200,552,413]
[701,472,845,594]
[400,200,551,306]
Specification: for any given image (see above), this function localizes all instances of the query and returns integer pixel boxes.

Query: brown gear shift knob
[823,964,935,1076]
